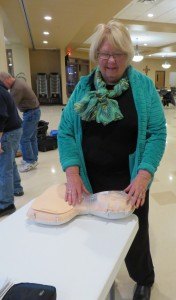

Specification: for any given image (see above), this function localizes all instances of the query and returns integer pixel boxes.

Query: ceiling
[1,0,176,58]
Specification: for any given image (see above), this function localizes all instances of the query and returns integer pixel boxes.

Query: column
[0,11,8,71]
[60,49,68,105]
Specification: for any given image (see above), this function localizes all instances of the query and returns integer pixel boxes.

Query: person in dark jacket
[0,77,23,217]
[0,72,41,173]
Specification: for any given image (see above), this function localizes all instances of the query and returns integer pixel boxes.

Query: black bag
[38,136,57,152]
[2,282,56,300]
[37,121,49,138]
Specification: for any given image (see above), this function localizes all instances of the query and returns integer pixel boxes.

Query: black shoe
[0,204,16,217]
[14,191,24,197]
[133,285,151,300]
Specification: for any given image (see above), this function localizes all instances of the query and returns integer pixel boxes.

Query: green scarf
[74,67,129,125]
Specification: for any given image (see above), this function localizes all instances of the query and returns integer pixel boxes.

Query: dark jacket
[0,81,22,132]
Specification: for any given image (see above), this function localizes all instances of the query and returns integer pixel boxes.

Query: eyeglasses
[97,52,125,61]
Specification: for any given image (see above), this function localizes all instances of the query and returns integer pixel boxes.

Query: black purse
[2,282,57,300]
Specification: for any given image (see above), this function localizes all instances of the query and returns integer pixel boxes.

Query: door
[155,71,165,89]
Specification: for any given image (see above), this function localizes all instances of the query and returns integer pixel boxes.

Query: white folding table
[0,202,138,300]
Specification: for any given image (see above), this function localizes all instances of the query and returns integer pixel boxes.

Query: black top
[82,84,138,193]
[0,81,22,132]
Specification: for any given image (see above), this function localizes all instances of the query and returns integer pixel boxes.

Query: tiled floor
[1,104,176,299]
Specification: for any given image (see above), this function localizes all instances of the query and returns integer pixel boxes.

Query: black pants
[125,190,155,286]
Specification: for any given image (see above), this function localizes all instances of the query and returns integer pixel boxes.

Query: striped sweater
[58,66,166,193]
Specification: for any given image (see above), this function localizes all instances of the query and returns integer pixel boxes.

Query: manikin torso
[27,184,134,225]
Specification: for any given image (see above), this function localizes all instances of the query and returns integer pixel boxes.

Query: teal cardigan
[58,66,167,193]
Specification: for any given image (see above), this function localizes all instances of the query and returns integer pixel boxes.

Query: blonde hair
[89,19,134,64]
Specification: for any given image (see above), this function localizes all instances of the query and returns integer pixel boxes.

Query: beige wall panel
[29,49,61,94]
[10,44,31,86]
[0,12,7,71]
[71,50,89,60]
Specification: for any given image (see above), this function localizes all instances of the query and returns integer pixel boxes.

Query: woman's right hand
[65,166,90,206]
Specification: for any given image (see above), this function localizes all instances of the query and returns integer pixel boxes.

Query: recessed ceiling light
[149,54,152,56]
[43,31,49,35]
[44,16,52,21]
[147,13,153,18]
[43,41,48,44]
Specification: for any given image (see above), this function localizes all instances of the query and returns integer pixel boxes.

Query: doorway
[155,71,165,89]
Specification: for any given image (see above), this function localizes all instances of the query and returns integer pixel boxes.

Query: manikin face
[97,40,128,84]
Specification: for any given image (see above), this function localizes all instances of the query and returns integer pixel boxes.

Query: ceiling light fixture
[162,61,171,69]
[133,38,144,62]
[43,41,48,44]
[44,16,52,20]
[43,31,49,35]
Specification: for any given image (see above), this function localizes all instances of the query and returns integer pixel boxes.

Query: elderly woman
[58,20,166,300]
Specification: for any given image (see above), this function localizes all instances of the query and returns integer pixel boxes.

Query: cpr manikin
[27,184,134,225]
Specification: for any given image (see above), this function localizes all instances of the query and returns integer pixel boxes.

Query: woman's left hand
[124,170,151,209]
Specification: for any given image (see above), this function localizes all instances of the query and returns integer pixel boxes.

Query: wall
[131,58,176,88]
[6,43,176,103]
[0,10,8,71]
[71,50,89,60]
[84,55,176,87]
[8,44,32,86]
[29,49,61,94]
